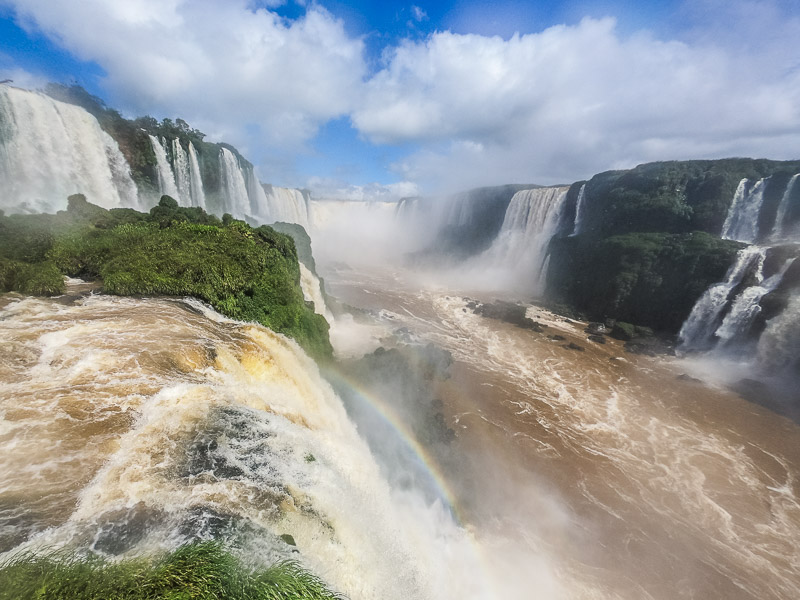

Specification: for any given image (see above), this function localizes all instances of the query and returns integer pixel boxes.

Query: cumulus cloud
[3,0,800,194]
[4,0,366,158]
[353,9,800,191]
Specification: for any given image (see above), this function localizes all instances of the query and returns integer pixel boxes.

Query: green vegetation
[0,195,331,360]
[0,541,343,600]
[548,231,744,332]
[578,159,800,238]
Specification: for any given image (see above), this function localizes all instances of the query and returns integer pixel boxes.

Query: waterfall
[218,147,251,218]
[187,142,206,209]
[714,258,795,348]
[475,187,569,293]
[678,246,766,351]
[756,295,800,376]
[261,185,311,228]
[300,263,334,323]
[721,178,767,243]
[570,184,587,236]
[773,173,800,241]
[148,135,180,201]
[171,138,193,206]
[0,85,139,212]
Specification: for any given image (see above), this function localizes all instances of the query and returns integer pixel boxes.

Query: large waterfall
[472,187,570,294]
[0,86,139,212]
[218,147,252,217]
[261,184,311,229]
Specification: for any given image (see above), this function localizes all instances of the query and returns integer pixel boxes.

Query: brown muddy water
[324,264,800,600]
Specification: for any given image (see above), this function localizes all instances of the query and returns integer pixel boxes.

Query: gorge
[1,83,800,599]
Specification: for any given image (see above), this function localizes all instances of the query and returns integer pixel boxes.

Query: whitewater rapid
[0,285,539,600]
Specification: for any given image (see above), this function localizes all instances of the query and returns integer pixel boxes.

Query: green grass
[0,541,343,600]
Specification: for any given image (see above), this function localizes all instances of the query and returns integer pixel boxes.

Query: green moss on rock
[547,231,744,332]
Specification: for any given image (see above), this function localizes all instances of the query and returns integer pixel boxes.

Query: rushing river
[323,264,800,600]
[1,271,799,599]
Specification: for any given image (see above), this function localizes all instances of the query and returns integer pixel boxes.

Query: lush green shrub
[0,198,331,360]
[0,541,343,600]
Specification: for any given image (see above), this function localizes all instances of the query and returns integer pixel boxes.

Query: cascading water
[570,183,587,236]
[715,258,794,349]
[187,142,207,209]
[218,148,251,218]
[680,172,800,385]
[300,263,334,324]
[261,184,311,229]
[678,247,766,351]
[148,134,180,201]
[721,178,767,243]
[473,187,569,294]
[773,173,800,241]
[171,138,192,205]
[0,85,139,212]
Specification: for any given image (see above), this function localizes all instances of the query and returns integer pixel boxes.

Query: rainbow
[321,366,466,526]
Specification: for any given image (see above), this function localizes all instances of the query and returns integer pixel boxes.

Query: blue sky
[1,0,799,198]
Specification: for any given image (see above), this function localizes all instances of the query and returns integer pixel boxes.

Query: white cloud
[411,5,427,23]
[4,0,366,158]
[354,9,800,191]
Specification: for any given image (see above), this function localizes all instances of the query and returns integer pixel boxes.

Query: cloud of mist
[307,176,419,202]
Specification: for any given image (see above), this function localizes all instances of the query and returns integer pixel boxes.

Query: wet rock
[475,301,544,331]
[623,336,674,356]
[585,322,607,335]
[548,334,566,341]
[677,373,702,383]
[563,342,585,351]
[588,334,606,344]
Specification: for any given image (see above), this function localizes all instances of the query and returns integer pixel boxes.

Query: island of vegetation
[0,194,332,360]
